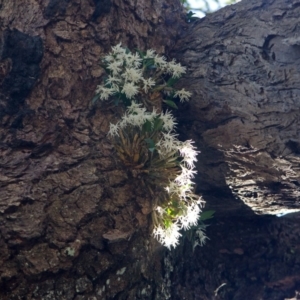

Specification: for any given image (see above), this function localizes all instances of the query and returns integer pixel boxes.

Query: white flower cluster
[108,102,177,136]
[193,225,209,251]
[97,44,205,250]
[95,43,192,103]
[108,102,203,249]
[153,201,205,249]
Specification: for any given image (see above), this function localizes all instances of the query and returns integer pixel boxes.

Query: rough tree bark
[1,0,300,299]
[170,0,300,299]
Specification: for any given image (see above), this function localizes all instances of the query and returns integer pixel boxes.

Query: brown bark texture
[0,0,300,299]
[176,0,300,216]
[0,0,184,299]
[170,0,300,299]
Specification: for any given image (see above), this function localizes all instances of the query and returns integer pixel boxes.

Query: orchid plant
[94,43,191,110]
[95,44,207,249]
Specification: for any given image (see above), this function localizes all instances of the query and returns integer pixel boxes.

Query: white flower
[127,101,143,113]
[146,108,159,123]
[111,43,125,55]
[115,53,127,62]
[179,203,201,230]
[126,112,146,127]
[119,106,158,129]
[177,182,193,200]
[105,75,121,86]
[144,49,156,59]
[154,54,167,68]
[178,140,199,168]
[174,88,192,102]
[160,110,177,131]
[156,206,165,215]
[153,223,181,249]
[165,179,195,201]
[157,132,179,156]
[194,226,209,248]
[175,166,197,186]
[122,68,143,83]
[119,112,129,129]
[163,223,181,249]
[96,85,115,100]
[125,52,143,68]
[103,54,115,63]
[107,60,123,75]
[153,225,165,240]
[162,131,178,142]
[121,82,139,99]
[142,77,156,93]
[168,61,186,78]
[120,103,157,128]
[108,123,120,137]
[197,197,206,208]
[130,106,147,117]
[165,181,179,195]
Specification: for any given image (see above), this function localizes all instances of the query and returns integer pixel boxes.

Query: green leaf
[145,138,156,152]
[144,58,155,68]
[186,11,195,19]
[167,208,174,216]
[164,219,172,228]
[163,100,178,109]
[147,64,157,70]
[124,47,131,54]
[171,199,181,210]
[99,63,111,74]
[186,11,198,23]
[153,118,164,131]
[92,94,100,104]
[142,120,153,133]
[113,97,120,106]
[119,93,131,107]
[136,49,145,58]
[199,210,215,221]
[167,77,180,87]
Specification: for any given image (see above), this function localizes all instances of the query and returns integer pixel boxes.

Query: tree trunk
[1,0,300,299]
[169,0,300,299]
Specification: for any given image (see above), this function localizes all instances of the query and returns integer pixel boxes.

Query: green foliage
[163,100,178,109]
[182,210,214,250]
[95,45,204,249]
[185,11,198,23]
[199,210,215,221]
[112,115,182,212]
